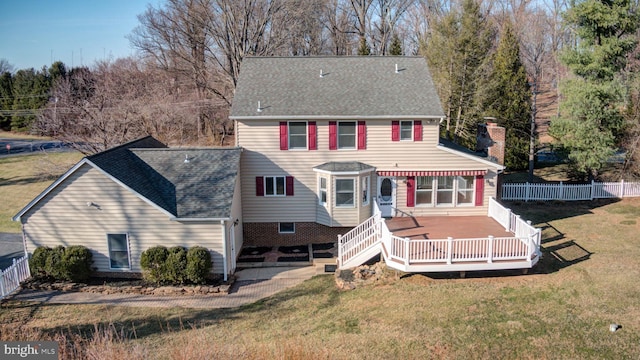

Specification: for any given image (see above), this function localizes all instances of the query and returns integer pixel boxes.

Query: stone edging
[21,278,233,297]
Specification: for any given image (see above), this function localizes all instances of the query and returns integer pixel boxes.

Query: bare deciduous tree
[371,0,414,55]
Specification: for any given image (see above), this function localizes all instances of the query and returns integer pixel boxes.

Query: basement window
[279,222,295,234]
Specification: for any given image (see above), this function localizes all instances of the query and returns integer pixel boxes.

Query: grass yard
[1,197,640,359]
[0,152,83,232]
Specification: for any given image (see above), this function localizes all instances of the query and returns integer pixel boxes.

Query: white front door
[377,176,396,217]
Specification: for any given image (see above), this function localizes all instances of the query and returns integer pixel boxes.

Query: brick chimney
[476,122,505,165]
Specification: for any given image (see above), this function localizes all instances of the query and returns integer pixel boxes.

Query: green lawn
[2,198,640,359]
[0,152,83,232]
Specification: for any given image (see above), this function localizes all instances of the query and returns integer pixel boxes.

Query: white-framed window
[335,178,355,207]
[362,176,370,206]
[279,222,295,233]
[416,176,434,205]
[338,121,356,149]
[319,177,327,205]
[416,176,475,207]
[288,121,307,149]
[456,175,474,205]
[265,176,286,196]
[107,233,130,270]
[436,176,454,205]
[400,120,413,140]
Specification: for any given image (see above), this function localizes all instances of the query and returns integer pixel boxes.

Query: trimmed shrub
[164,246,187,284]
[186,246,212,285]
[45,246,66,280]
[63,246,93,282]
[140,246,168,284]
[29,245,94,282]
[30,246,52,278]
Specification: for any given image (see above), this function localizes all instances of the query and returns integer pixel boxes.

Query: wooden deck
[338,199,542,272]
[385,216,512,240]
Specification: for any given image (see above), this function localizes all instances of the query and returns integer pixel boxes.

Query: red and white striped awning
[377,170,487,177]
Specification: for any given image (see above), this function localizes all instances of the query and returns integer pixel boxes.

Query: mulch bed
[312,243,335,251]
[239,246,273,256]
[277,255,310,262]
[277,245,309,254]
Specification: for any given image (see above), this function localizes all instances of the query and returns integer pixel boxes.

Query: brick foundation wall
[243,222,353,247]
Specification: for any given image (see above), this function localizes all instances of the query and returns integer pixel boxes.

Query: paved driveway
[0,233,24,270]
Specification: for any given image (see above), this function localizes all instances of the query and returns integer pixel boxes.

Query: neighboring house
[13,137,243,281]
[230,56,505,247]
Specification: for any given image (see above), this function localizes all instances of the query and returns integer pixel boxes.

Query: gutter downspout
[221,220,228,282]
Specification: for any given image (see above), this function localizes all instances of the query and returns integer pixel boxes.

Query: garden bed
[21,276,233,297]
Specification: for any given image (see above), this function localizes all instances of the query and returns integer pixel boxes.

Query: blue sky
[0,1,162,71]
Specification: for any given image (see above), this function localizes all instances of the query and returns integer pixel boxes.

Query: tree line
[2,0,640,180]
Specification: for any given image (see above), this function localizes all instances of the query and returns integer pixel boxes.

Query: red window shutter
[406,176,415,207]
[286,176,294,196]
[329,121,337,150]
[392,121,400,141]
[256,177,264,196]
[308,121,317,150]
[414,120,423,141]
[357,121,366,149]
[280,122,288,150]
[474,175,484,206]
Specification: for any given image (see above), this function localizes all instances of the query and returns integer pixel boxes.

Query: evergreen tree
[358,37,371,55]
[549,0,640,179]
[389,33,402,55]
[479,21,532,170]
[11,67,51,131]
[423,0,494,145]
[0,72,12,130]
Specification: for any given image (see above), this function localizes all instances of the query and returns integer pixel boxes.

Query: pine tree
[423,0,494,144]
[358,37,371,55]
[479,21,532,170]
[0,72,13,130]
[11,67,51,131]
[549,0,640,180]
[389,33,402,55]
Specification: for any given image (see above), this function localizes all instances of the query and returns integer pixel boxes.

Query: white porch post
[447,237,453,265]
[404,238,410,266]
[487,236,494,263]
[337,234,343,268]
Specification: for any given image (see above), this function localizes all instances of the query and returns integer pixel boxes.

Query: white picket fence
[502,180,640,201]
[0,255,31,299]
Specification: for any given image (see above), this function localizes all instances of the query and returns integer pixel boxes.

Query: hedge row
[140,246,212,285]
[30,245,93,282]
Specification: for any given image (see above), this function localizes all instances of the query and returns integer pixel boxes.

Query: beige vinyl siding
[21,164,226,274]
[238,119,500,224]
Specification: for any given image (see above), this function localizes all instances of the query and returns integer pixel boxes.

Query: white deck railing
[489,197,541,256]
[0,255,31,299]
[337,213,381,268]
[340,199,541,271]
[502,180,640,201]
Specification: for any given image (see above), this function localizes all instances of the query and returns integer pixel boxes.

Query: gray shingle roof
[88,136,241,219]
[314,161,375,173]
[230,56,445,119]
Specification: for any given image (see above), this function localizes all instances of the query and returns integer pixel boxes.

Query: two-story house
[230,56,504,247]
[14,56,540,280]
